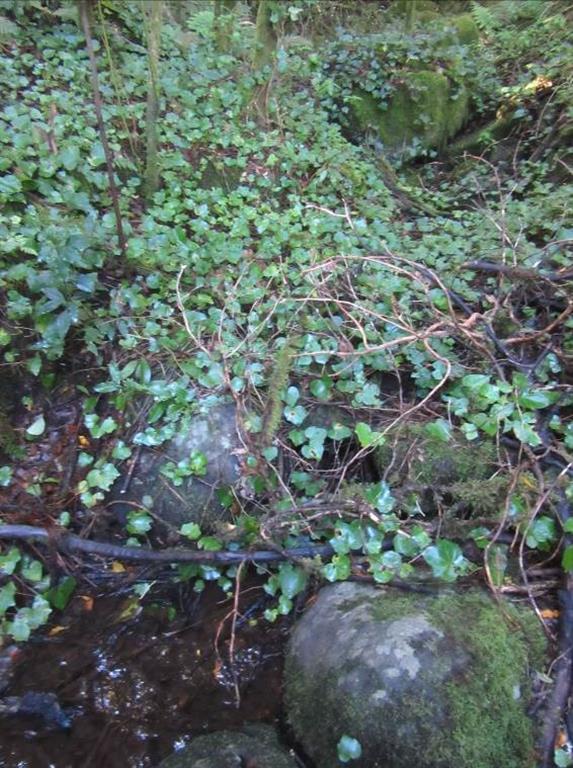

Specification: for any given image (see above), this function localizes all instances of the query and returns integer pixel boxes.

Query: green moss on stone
[388,0,439,16]
[446,13,480,44]
[376,425,496,486]
[285,589,545,768]
[352,70,470,153]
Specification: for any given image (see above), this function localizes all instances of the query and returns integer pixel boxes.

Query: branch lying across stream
[0,525,334,565]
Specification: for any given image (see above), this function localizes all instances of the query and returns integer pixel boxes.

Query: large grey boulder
[284,582,544,768]
[158,724,297,768]
[110,403,241,530]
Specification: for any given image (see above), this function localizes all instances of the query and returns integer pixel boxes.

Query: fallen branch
[0,525,333,565]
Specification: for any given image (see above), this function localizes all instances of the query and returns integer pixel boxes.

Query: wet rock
[284,582,544,768]
[110,403,241,530]
[158,724,297,768]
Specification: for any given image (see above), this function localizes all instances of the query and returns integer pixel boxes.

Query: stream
[0,578,288,768]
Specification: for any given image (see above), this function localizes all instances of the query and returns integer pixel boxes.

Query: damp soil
[0,578,289,768]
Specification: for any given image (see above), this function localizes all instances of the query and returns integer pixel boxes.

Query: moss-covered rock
[388,0,440,16]
[158,724,297,768]
[108,403,241,531]
[441,12,480,45]
[352,70,470,153]
[284,583,544,768]
[376,426,496,486]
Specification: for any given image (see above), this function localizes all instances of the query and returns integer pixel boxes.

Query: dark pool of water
[0,578,288,768]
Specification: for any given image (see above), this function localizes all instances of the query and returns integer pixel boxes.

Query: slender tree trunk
[214,0,235,52]
[79,0,127,256]
[143,0,163,206]
[405,0,417,31]
[253,0,276,70]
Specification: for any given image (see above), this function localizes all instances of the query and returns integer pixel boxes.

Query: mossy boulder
[109,403,241,531]
[158,724,297,768]
[376,426,496,487]
[352,70,470,153]
[388,0,440,16]
[439,13,480,45]
[284,582,544,768]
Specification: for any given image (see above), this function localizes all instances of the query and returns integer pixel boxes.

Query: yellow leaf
[114,597,142,623]
[111,561,126,573]
[80,595,94,611]
[49,625,67,636]
[541,609,560,620]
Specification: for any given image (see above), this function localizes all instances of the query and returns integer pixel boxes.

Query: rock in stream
[284,582,544,768]
[110,403,241,530]
[158,724,298,768]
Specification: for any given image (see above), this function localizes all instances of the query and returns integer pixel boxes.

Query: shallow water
[0,579,287,768]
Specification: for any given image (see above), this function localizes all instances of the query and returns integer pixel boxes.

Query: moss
[437,13,480,45]
[199,158,242,191]
[352,70,470,153]
[285,589,544,768]
[388,0,439,16]
[376,426,496,486]
[427,593,543,768]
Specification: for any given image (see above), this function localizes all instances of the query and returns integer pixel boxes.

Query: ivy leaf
[180,522,202,540]
[355,422,384,448]
[562,546,573,573]
[422,540,467,582]
[26,414,46,436]
[46,576,77,610]
[355,382,381,406]
[461,374,491,393]
[21,558,43,582]
[364,481,395,515]
[190,450,208,476]
[284,404,307,425]
[518,390,554,410]
[424,419,451,443]
[0,466,13,487]
[323,554,351,582]
[310,378,332,400]
[337,735,362,762]
[0,581,17,616]
[525,516,556,549]
[277,563,308,599]
[112,441,132,460]
[126,510,152,535]
[0,547,21,575]
[198,536,223,552]
[512,420,542,447]
[563,519,573,534]
[302,426,327,461]
[328,423,352,441]
[284,386,299,406]
[262,446,278,461]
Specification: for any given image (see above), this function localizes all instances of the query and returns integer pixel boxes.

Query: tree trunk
[214,0,236,52]
[253,0,276,70]
[143,0,163,206]
[405,0,417,31]
[78,0,127,256]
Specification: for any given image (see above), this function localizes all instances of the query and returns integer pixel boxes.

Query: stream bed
[0,578,288,768]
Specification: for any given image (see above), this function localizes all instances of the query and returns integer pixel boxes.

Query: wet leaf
[337,735,362,762]
[26,414,45,436]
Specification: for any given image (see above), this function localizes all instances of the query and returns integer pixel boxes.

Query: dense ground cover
[0,0,572,760]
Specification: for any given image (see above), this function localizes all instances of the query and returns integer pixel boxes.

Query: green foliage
[0,0,570,647]
[337,735,362,763]
[445,372,559,446]
[0,545,65,641]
